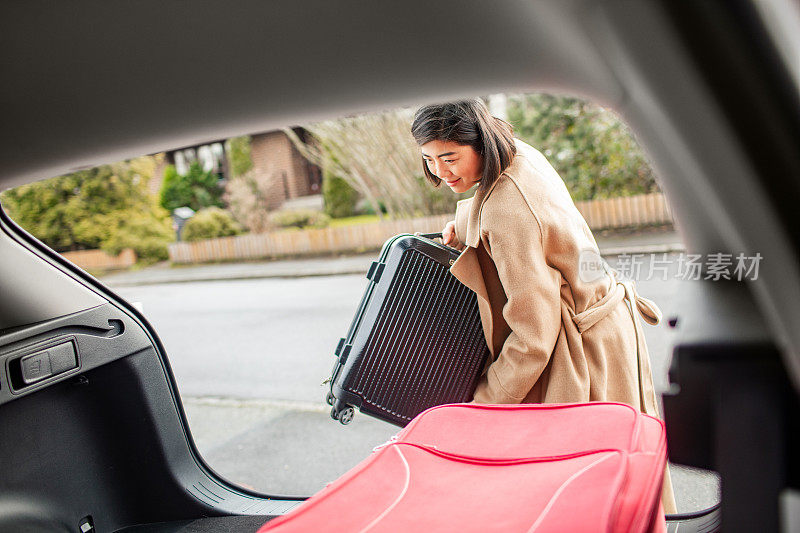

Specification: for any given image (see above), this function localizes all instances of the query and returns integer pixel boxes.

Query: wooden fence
[574,192,673,230]
[61,248,137,271]
[168,193,673,264]
[169,215,453,264]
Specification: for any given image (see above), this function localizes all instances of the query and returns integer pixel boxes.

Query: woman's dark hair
[411,98,516,194]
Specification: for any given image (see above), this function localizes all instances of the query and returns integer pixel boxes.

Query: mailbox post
[172,206,195,242]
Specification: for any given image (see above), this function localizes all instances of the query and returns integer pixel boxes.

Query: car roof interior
[0,1,798,532]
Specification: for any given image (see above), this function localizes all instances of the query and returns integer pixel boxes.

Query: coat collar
[464,141,526,248]
[463,179,490,249]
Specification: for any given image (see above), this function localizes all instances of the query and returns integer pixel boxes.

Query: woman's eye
[444,160,455,164]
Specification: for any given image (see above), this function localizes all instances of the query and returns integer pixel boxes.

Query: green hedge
[182,207,242,242]
[268,209,330,229]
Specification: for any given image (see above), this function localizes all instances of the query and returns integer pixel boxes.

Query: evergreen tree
[507,94,659,201]
[159,162,225,212]
[225,136,254,178]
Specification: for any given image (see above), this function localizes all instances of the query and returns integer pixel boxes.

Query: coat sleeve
[471,202,562,404]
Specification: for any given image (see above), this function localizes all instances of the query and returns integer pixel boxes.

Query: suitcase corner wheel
[330,401,356,425]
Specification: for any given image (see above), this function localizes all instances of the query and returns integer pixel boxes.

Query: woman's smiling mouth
[445,178,461,186]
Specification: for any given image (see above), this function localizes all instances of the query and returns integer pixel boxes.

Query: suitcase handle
[415,232,462,253]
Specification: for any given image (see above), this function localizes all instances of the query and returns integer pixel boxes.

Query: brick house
[248,129,322,210]
[150,128,322,211]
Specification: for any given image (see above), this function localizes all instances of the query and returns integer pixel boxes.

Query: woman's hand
[442,220,457,246]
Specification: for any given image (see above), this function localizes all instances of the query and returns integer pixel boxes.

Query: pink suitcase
[258,403,667,533]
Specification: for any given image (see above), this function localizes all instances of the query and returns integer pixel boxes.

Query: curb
[183,396,329,413]
[600,243,685,257]
[104,268,372,288]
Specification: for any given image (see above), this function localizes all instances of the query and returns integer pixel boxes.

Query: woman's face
[420,140,482,194]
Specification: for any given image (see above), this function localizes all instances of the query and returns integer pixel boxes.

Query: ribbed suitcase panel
[348,248,487,423]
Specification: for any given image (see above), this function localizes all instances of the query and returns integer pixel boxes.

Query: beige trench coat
[449,139,676,513]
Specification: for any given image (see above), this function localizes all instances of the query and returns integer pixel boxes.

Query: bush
[223,168,277,234]
[182,207,242,242]
[355,198,387,216]
[101,212,174,263]
[0,158,174,264]
[159,162,224,212]
[322,169,360,218]
[268,209,330,229]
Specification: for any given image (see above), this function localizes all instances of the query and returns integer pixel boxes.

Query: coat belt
[570,270,663,415]
[570,273,662,334]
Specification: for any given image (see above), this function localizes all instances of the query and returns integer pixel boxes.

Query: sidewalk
[99,227,683,288]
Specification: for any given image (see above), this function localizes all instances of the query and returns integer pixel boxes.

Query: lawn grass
[327,214,383,228]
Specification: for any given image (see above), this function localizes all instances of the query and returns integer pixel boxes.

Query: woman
[411,99,676,513]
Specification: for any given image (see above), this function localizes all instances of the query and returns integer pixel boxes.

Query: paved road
[116,253,719,512]
[119,274,368,401]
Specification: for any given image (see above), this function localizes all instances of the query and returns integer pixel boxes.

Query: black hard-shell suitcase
[326,233,490,427]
